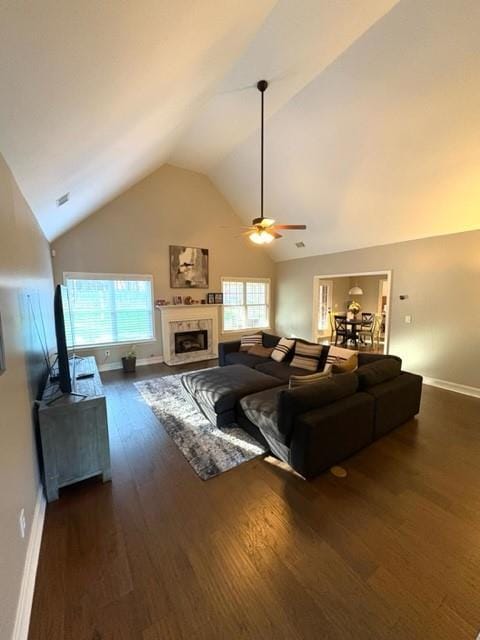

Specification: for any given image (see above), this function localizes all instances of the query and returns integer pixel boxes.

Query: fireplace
[174,329,208,354]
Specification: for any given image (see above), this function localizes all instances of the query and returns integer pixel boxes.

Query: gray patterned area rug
[134,373,267,480]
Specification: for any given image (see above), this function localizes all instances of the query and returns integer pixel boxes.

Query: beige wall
[276,230,480,388]
[0,154,54,638]
[51,164,275,366]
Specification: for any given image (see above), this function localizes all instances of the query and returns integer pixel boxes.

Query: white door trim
[311,270,392,353]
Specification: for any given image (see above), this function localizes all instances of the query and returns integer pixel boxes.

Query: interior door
[313,279,333,340]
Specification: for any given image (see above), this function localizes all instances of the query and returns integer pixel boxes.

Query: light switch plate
[405,315,412,324]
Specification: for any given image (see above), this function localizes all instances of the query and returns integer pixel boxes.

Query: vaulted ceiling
[1,0,479,260]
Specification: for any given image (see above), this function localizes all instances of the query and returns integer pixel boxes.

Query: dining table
[335,316,365,347]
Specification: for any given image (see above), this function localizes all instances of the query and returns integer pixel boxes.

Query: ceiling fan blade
[241,229,256,236]
[221,225,254,229]
[273,224,307,230]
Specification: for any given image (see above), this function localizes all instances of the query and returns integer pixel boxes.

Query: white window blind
[64,273,154,347]
[222,278,270,331]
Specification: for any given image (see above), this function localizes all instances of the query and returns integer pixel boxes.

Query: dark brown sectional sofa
[182,332,422,479]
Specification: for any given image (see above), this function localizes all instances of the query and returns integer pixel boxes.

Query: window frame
[63,271,156,350]
[221,276,271,333]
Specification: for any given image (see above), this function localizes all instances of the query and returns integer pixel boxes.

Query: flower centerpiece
[348,300,361,317]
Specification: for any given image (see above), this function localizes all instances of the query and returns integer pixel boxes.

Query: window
[313,278,333,339]
[64,273,154,348]
[222,278,270,332]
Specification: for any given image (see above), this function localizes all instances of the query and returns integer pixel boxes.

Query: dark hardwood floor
[29,362,480,639]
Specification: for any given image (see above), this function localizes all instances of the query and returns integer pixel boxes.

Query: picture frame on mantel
[169,245,209,288]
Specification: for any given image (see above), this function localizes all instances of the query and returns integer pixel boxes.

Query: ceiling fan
[236,80,307,245]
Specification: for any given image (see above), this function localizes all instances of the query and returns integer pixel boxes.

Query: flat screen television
[53,284,75,393]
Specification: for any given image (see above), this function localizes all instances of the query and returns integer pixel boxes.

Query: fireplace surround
[158,304,220,365]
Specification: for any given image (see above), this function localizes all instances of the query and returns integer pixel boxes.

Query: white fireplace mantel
[158,305,220,366]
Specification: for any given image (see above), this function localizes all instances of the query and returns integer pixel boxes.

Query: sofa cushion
[290,341,323,371]
[224,351,271,368]
[239,385,288,444]
[255,361,312,382]
[290,393,375,478]
[358,352,402,368]
[262,332,281,349]
[357,357,401,389]
[278,373,359,439]
[366,371,422,438]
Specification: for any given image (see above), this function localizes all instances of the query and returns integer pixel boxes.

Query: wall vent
[295,241,305,248]
[56,192,69,207]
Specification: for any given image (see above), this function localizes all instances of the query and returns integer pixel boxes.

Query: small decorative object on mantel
[184,296,193,305]
[122,345,137,373]
[170,245,209,288]
[155,299,169,308]
[207,293,215,304]
[214,293,223,304]
[348,300,361,318]
[173,296,183,305]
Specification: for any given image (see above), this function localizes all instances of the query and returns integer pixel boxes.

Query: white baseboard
[423,376,480,399]
[98,354,164,372]
[12,486,46,640]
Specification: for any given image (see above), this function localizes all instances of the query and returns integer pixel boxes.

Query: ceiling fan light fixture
[249,230,274,245]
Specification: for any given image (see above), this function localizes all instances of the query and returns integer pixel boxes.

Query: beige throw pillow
[289,370,332,389]
[324,345,358,372]
[271,337,295,363]
[248,344,274,358]
[331,352,359,373]
[290,341,323,372]
[240,333,262,351]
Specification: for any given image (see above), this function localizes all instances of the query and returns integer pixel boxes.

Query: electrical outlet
[19,508,26,539]
[105,350,110,358]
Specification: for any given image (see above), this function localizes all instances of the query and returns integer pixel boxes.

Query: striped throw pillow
[271,337,295,362]
[324,345,358,372]
[290,341,323,371]
[289,370,332,389]
[240,334,262,351]
[331,352,358,373]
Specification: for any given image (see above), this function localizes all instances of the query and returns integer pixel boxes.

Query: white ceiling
[0,0,275,239]
[1,0,479,259]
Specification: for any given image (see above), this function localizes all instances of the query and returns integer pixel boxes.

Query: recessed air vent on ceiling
[295,241,305,248]
[56,192,69,207]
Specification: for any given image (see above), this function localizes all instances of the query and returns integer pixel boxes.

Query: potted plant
[348,300,361,318]
[122,345,137,373]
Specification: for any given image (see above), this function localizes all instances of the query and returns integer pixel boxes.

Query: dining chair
[372,314,383,350]
[361,312,374,328]
[334,315,349,345]
[357,315,375,348]
[328,310,336,344]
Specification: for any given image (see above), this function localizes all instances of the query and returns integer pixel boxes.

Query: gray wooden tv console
[38,356,111,502]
